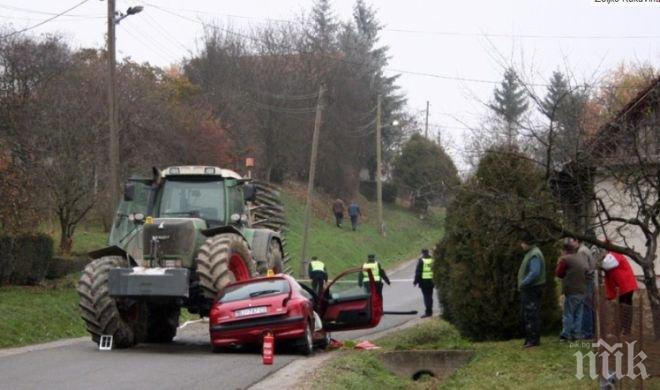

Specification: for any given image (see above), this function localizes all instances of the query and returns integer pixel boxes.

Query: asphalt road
[0,260,429,390]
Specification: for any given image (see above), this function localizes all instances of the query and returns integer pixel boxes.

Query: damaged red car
[209,268,383,354]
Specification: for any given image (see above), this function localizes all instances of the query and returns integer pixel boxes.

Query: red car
[209,268,383,354]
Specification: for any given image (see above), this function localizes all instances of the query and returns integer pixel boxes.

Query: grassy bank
[0,275,85,348]
[281,183,444,274]
[306,319,605,390]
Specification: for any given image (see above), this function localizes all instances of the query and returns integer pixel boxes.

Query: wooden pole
[108,0,119,209]
[424,100,429,138]
[376,95,384,236]
[299,84,325,277]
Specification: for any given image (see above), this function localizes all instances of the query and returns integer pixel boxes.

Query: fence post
[638,293,644,390]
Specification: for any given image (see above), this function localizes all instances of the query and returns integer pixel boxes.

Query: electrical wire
[0,0,92,38]
[0,3,102,18]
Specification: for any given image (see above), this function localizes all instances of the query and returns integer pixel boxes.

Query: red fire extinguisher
[262,332,274,365]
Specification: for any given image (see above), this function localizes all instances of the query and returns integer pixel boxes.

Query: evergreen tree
[489,68,528,147]
[434,147,560,340]
[393,134,459,211]
[540,71,588,166]
[308,0,338,52]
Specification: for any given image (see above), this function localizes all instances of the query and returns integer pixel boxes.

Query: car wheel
[317,331,331,350]
[299,321,314,356]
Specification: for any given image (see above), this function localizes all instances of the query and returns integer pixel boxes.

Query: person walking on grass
[517,232,546,349]
[347,201,361,231]
[413,248,436,318]
[332,198,345,228]
[555,240,587,342]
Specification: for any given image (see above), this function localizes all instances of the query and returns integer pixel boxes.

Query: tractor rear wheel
[146,304,180,343]
[196,233,255,300]
[84,256,148,348]
[266,239,283,274]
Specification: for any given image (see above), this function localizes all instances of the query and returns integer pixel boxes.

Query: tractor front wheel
[146,304,180,343]
[196,233,255,300]
[78,256,148,348]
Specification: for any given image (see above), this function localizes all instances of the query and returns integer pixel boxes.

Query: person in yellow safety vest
[413,248,436,318]
[308,256,327,295]
[358,254,390,298]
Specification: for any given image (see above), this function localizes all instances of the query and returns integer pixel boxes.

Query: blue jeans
[561,294,585,340]
[582,281,594,338]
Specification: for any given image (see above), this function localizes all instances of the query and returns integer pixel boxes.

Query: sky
[1,0,658,169]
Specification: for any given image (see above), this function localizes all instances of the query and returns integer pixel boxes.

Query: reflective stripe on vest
[310,260,325,272]
[421,257,434,280]
[362,262,381,282]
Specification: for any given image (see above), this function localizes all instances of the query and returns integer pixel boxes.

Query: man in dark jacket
[332,199,345,228]
[359,254,390,297]
[347,201,361,231]
[413,249,435,318]
[556,240,587,341]
[517,233,546,348]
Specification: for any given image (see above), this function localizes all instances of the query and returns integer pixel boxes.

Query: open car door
[318,267,383,332]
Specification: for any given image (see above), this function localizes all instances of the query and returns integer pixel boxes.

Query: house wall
[594,174,660,276]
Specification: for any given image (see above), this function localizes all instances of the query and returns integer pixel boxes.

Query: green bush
[433,147,560,341]
[0,234,54,285]
[358,181,398,203]
[46,256,90,279]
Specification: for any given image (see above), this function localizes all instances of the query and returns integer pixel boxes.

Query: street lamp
[107,1,143,214]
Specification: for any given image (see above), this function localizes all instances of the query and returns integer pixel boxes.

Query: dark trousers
[420,284,434,315]
[311,278,324,296]
[376,282,383,298]
[520,285,543,345]
[334,212,343,227]
[619,291,634,335]
[350,215,358,231]
[582,280,595,338]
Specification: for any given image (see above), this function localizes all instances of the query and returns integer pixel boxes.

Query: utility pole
[376,94,384,236]
[108,0,119,210]
[424,100,429,138]
[300,84,325,277]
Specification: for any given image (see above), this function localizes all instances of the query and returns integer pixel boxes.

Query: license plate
[235,306,268,317]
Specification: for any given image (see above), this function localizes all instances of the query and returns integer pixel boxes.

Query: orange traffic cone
[262,332,274,365]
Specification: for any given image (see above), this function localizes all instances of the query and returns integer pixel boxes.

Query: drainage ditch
[378,350,474,382]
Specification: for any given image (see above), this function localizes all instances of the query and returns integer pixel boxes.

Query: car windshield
[219,279,290,303]
[157,179,225,225]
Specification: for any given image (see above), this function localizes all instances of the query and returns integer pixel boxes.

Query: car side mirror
[244,183,257,202]
[123,182,135,201]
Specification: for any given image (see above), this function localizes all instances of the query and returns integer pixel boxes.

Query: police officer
[413,248,435,318]
[308,256,327,295]
[359,254,390,298]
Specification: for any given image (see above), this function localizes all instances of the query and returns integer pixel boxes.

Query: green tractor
[77,166,288,348]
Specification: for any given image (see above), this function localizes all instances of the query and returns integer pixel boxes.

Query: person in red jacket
[602,250,638,335]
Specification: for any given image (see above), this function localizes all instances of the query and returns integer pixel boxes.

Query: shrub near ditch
[0,234,54,285]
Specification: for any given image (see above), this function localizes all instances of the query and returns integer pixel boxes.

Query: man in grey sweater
[555,241,588,341]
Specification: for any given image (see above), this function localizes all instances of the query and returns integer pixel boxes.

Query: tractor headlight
[164,260,183,268]
[204,167,216,174]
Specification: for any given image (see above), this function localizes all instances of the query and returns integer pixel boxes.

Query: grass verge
[306,319,611,389]
[0,275,85,348]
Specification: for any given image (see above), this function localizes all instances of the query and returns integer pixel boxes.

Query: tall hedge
[433,147,560,341]
[0,234,54,285]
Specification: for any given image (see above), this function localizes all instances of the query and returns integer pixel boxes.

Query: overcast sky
[2,0,658,168]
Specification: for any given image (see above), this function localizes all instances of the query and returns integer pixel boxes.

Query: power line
[0,3,102,18]
[141,3,660,41]
[383,28,660,40]
[0,0,92,38]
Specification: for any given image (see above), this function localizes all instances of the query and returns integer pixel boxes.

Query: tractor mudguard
[89,245,132,262]
[245,229,282,264]
[201,225,244,238]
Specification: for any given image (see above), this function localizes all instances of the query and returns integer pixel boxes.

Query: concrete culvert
[379,350,474,382]
[412,370,436,381]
